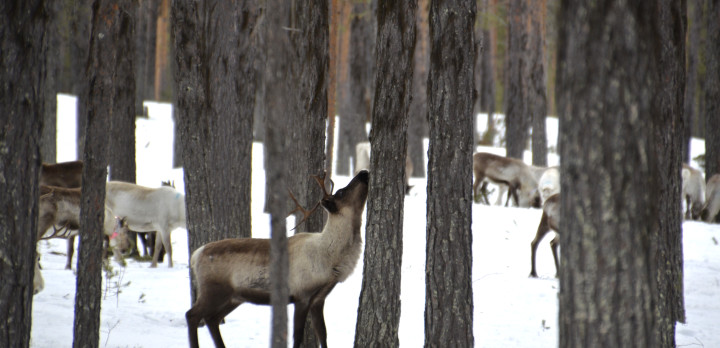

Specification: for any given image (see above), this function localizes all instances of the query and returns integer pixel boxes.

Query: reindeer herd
[471,151,720,278]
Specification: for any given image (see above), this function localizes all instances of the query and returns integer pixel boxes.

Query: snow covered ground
[30,96,720,347]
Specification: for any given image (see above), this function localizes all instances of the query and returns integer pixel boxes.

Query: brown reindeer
[186,170,369,348]
[40,160,83,188]
[529,193,560,278]
[472,152,541,208]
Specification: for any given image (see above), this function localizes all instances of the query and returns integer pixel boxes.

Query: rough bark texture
[0,1,49,346]
[529,0,547,166]
[354,1,415,347]
[683,0,700,163]
[338,0,375,175]
[72,0,92,159]
[408,0,429,178]
[109,2,137,183]
[134,0,159,116]
[73,1,121,347]
[654,2,687,346]
[478,0,496,145]
[505,0,529,159]
[556,1,676,346]
[172,0,256,252]
[705,0,720,178]
[264,0,291,345]
[42,0,60,163]
[424,0,476,346]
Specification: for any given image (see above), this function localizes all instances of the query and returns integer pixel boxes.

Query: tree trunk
[556,1,676,346]
[529,0,547,166]
[73,1,123,347]
[0,1,49,346]
[109,2,137,183]
[683,0,700,163]
[135,0,159,116]
[72,0,92,159]
[705,0,720,178]
[424,0,475,346]
[479,0,497,146]
[264,0,292,345]
[354,1,416,346]
[172,0,257,303]
[505,0,529,159]
[42,0,60,164]
[408,0,429,178]
[335,1,356,176]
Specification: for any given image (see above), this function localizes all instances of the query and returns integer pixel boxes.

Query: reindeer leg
[309,284,336,348]
[65,235,76,270]
[530,212,550,278]
[150,231,163,268]
[292,301,310,348]
[480,181,491,205]
[550,234,560,278]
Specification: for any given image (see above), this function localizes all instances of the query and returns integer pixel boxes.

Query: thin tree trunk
[334,1,354,176]
[0,1,49,346]
[408,0,430,178]
[73,1,123,346]
[705,0,720,178]
[42,0,60,164]
[135,0,159,115]
[479,0,496,146]
[424,0,475,345]
[155,0,170,100]
[72,0,92,159]
[354,1,416,346]
[683,0,700,163]
[505,0,529,159]
[529,0,547,166]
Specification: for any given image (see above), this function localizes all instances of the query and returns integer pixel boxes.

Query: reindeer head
[109,216,132,256]
[289,170,370,230]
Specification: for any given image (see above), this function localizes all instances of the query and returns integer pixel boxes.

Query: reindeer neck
[318,209,362,246]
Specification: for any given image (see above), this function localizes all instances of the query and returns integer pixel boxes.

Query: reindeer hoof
[529,273,538,278]
[150,263,158,268]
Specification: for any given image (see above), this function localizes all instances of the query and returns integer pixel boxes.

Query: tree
[171,0,256,277]
[0,1,50,346]
[72,0,92,159]
[556,1,682,346]
[424,0,475,345]
[73,1,124,346]
[528,0,547,166]
[705,0,720,178]
[134,0,159,116]
[505,0,529,159]
[683,0,701,163]
[408,0,429,178]
[477,0,497,145]
[337,0,376,176]
[41,0,61,164]
[354,1,415,346]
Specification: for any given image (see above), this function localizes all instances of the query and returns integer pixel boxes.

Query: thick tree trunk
[529,0,547,166]
[505,0,529,159]
[109,2,137,183]
[172,0,256,270]
[73,1,123,347]
[0,1,49,346]
[408,0,430,178]
[556,1,678,346]
[424,0,475,346]
[354,1,416,347]
[705,0,720,178]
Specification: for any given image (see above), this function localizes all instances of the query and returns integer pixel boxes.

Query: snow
[31,95,720,347]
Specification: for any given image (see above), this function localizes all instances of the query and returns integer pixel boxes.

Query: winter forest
[2,0,720,348]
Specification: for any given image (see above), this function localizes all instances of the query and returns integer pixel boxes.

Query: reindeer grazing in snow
[473,152,541,208]
[529,193,560,277]
[186,170,370,348]
[702,174,720,223]
[38,185,131,269]
[682,164,706,220]
[105,181,186,268]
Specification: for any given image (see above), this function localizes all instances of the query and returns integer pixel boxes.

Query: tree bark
[73,1,122,347]
[0,1,49,346]
[424,0,476,346]
[683,0,700,163]
[529,0,547,166]
[42,0,60,164]
[556,1,676,346]
[408,0,430,178]
[134,0,159,116]
[705,0,720,178]
[478,0,497,146]
[72,0,92,159]
[354,1,416,346]
[505,0,529,159]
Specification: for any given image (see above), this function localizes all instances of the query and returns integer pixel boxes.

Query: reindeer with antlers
[186,170,369,348]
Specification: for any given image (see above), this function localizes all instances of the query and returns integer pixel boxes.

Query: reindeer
[529,193,560,278]
[682,164,706,220]
[39,160,83,188]
[38,185,131,269]
[493,165,549,206]
[186,170,369,348]
[129,180,174,261]
[537,167,560,205]
[355,141,413,194]
[33,254,44,295]
[105,181,186,268]
[702,174,720,223]
[472,152,541,208]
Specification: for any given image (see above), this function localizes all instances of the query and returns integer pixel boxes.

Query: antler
[40,222,73,240]
[287,171,334,231]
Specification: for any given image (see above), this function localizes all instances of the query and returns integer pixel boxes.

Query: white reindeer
[33,254,44,295]
[702,174,720,223]
[529,193,560,278]
[472,152,541,208]
[537,166,560,205]
[682,164,705,220]
[186,170,369,348]
[105,181,186,268]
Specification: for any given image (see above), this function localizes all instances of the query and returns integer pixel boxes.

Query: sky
[30,95,720,347]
